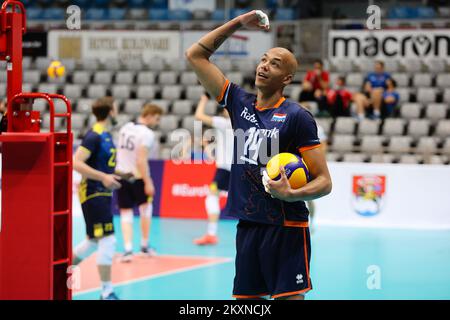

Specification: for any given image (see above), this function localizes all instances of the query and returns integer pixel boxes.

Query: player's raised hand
[238,10,270,31]
[102,174,122,190]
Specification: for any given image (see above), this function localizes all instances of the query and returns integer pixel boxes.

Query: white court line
[73,255,233,297]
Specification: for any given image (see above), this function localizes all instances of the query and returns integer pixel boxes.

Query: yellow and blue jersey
[217,80,321,227]
[79,123,116,204]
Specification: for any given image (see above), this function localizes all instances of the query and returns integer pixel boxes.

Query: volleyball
[47,60,65,79]
[266,152,310,189]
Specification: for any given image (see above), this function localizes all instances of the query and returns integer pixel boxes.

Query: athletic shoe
[140,246,157,257]
[120,251,133,263]
[100,292,120,300]
[193,234,218,245]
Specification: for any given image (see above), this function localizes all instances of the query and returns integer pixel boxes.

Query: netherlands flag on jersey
[271,113,287,122]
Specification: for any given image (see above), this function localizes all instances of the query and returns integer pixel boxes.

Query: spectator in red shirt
[322,76,353,117]
[299,59,330,103]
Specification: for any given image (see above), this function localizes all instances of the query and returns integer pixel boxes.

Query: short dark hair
[375,60,385,68]
[314,59,323,66]
[338,76,346,85]
[92,96,114,121]
[388,78,397,88]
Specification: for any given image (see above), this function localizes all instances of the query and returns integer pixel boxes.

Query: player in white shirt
[116,104,163,261]
[193,94,234,245]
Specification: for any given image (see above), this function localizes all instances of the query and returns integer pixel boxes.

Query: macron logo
[240,107,259,126]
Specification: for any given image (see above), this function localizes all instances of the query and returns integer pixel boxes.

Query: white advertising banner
[314,162,450,230]
[329,29,450,62]
[182,31,274,59]
[48,30,180,61]
[169,0,216,12]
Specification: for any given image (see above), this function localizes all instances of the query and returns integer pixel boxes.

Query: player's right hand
[144,180,155,197]
[102,174,122,190]
[238,10,270,31]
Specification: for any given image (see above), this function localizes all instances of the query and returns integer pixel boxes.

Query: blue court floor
[73,216,450,300]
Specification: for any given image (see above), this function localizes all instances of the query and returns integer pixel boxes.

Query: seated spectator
[319,76,353,118]
[299,59,329,104]
[382,78,400,118]
[353,60,392,120]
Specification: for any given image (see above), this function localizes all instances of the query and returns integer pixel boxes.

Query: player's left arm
[136,144,154,197]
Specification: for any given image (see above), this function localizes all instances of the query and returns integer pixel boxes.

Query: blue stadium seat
[72,0,90,7]
[168,9,192,21]
[231,9,248,19]
[275,8,295,20]
[42,8,65,20]
[150,0,168,9]
[94,0,109,7]
[148,9,169,21]
[211,9,226,21]
[417,7,436,19]
[85,8,107,20]
[26,8,43,20]
[266,0,279,9]
[129,0,146,8]
[107,8,126,20]
[388,7,417,19]
[20,0,36,7]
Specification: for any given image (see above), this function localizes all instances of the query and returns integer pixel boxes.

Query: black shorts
[232,220,312,299]
[117,179,150,209]
[81,196,114,239]
[212,168,230,191]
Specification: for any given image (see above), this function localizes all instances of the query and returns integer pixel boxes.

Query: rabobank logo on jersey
[240,107,259,126]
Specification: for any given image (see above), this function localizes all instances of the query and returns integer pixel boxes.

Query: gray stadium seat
[94,71,113,84]
[87,84,107,99]
[63,84,83,100]
[444,89,450,103]
[289,86,302,102]
[357,59,374,72]
[61,59,76,73]
[166,58,188,72]
[396,88,412,103]
[391,73,409,87]
[124,99,144,114]
[158,115,179,133]
[332,59,353,72]
[360,135,385,154]
[415,137,438,154]
[227,72,244,85]
[214,59,232,72]
[158,71,178,85]
[72,71,92,84]
[38,83,58,94]
[232,59,257,75]
[407,119,430,138]
[387,136,412,154]
[76,99,94,113]
[331,134,355,153]
[162,85,182,100]
[369,154,395,164]
[436,74,450,89]
[334,117,356,135]
[71,113,86,130]
[400,103,422,119]
[382,118,406,136]
[402,59,422,73]
[101,58,121,71]
[137,71,156,84]
[425,103,447,122]
[435,120,450,139]
[115,114,133,127]
[441,138,450,155]
[181,115,196,132]
[115,71,135,84]
[383,60,400,72]
[80,58,100,71]
[0,71,6,83]
[425,58,447,73]
[23,70,40,84]
[357,119,381,136]
[172,100,193,116]
[150,99,170,114]
[316,118,333,136]
[22,83,33,92]
[417,88,437,103]
[326,152,340,162]
[180,72,199,86]
[424,155,448,165]
[412,73,432,87]
[186,85,204,101]
[123,60,143,71]
[136,85,157,99]
[111,85,131,99]
[146,57,165,72]
[342,153,367,163]
[23,56,32,70]
[0,83,5,96]
[399,154,422,164]
[346,73,363,87]
[33,99,48,112]
[41,114,63,130]
[35,57,52,71]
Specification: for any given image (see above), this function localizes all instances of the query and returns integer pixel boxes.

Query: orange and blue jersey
[217,80,321,226]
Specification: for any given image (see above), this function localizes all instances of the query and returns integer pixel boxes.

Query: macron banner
[314,162,450,230]
[329,29,450,62]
